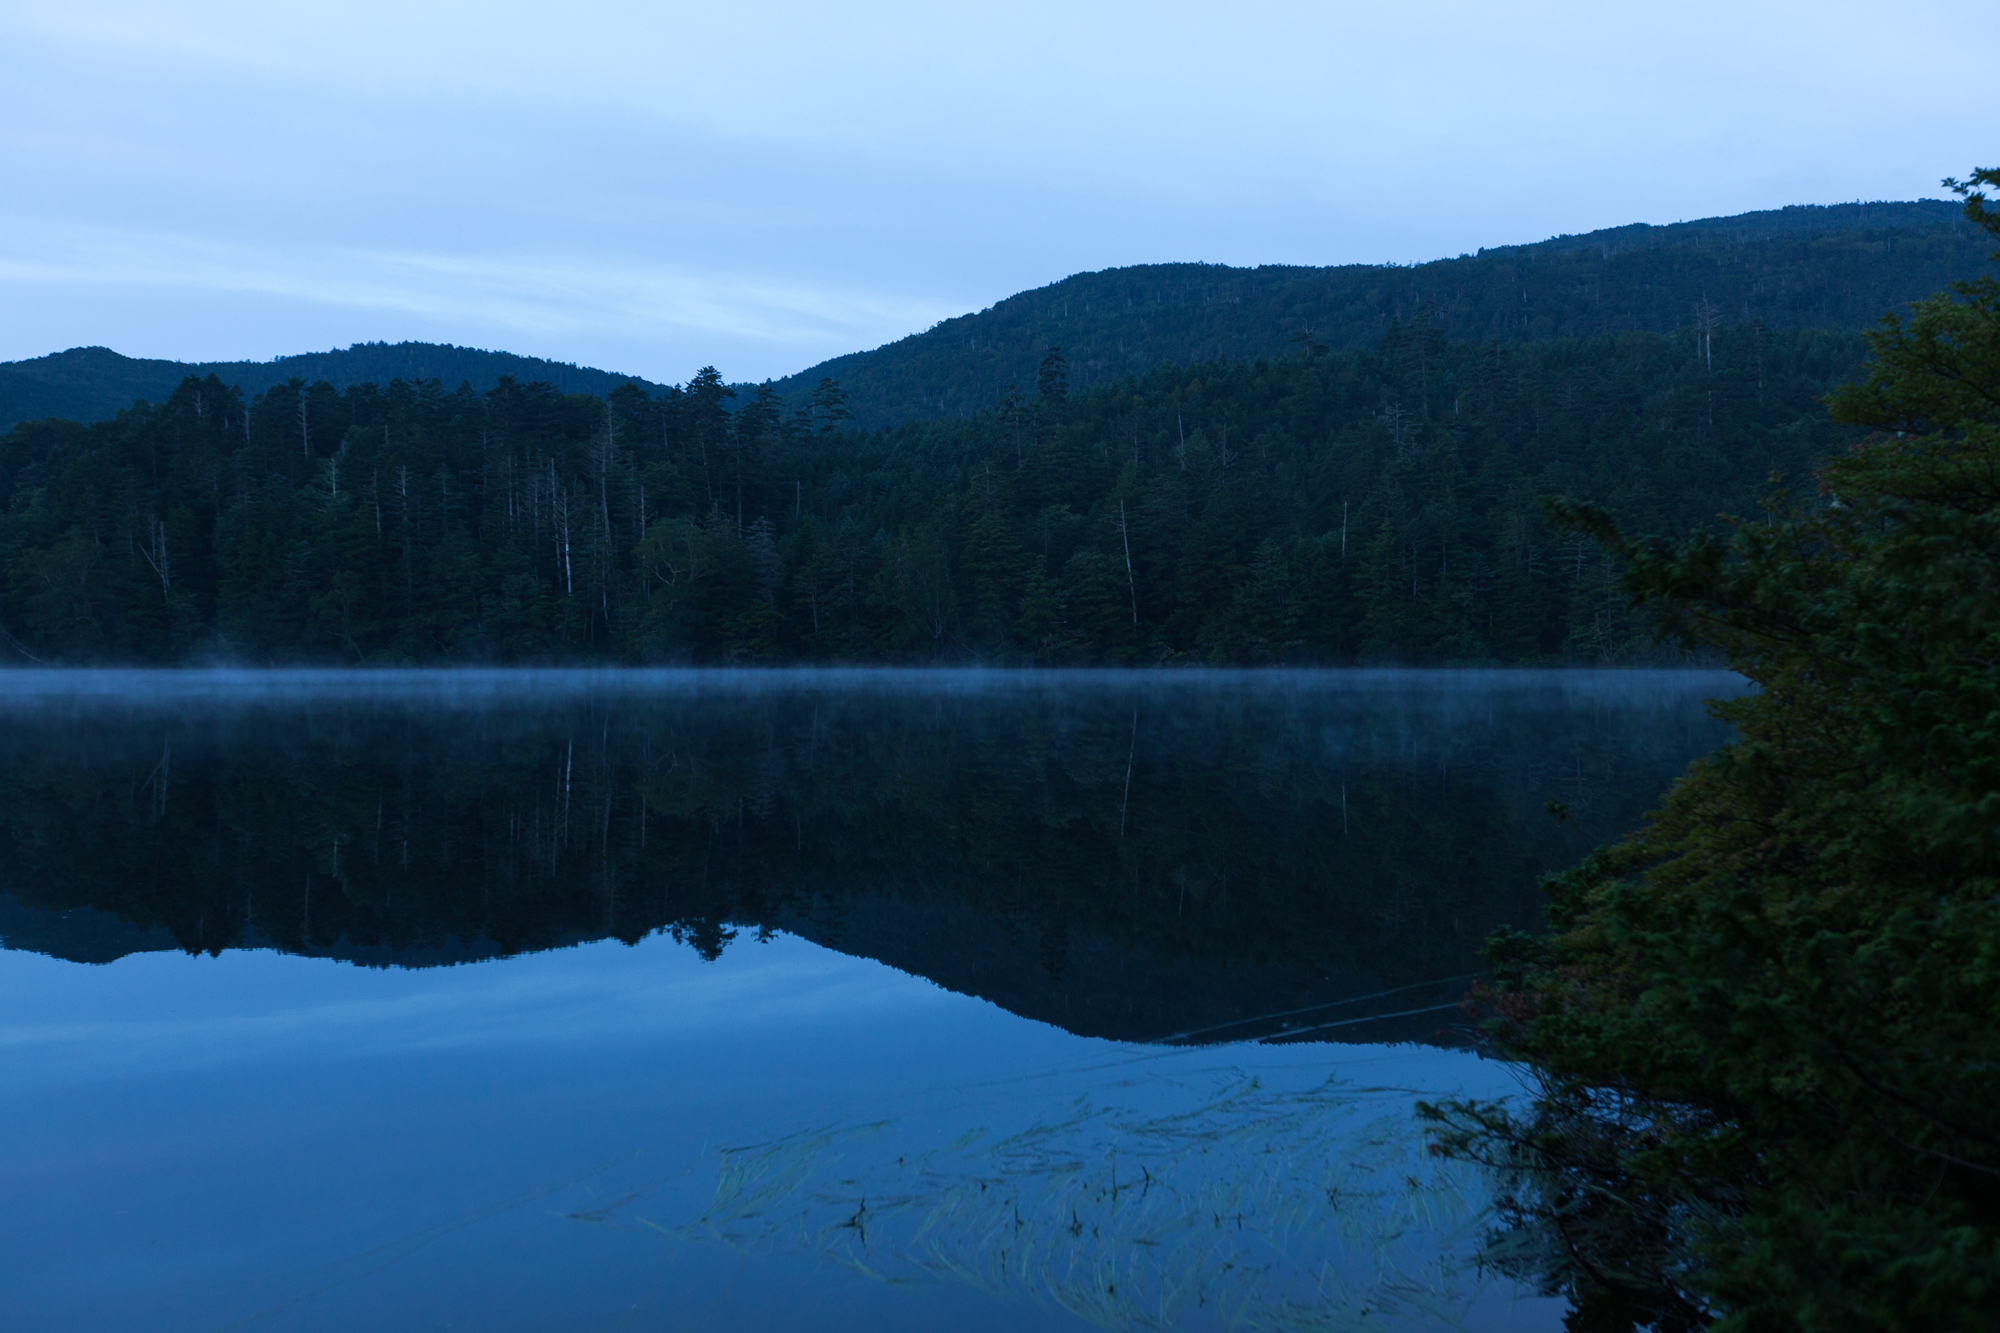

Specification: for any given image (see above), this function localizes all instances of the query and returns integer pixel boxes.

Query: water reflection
[0,670,1737,1332]
[0,668,1735,1044]
[0,932,1555,1332]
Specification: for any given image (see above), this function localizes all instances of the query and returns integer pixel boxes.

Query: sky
[1,0,1993,385]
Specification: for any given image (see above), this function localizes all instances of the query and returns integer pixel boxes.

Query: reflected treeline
[0,672,1735,1043]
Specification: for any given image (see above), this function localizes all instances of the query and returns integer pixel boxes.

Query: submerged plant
[612,1066,1525,1332]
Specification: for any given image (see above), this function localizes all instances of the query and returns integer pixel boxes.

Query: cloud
[2,0,1992,376]
[0,218,955,377]
[1,220,934,342]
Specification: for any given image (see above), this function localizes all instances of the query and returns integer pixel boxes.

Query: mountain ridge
[0,341,670,436]
[3,198,1983,435]
[765,199,1984,425]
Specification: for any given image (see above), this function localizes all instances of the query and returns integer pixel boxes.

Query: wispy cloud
[0,219,954,374]
[2,0,1990,375]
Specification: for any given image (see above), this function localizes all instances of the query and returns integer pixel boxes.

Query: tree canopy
[767,201,1983,427]
[1427,168,2000,1331]
[0,320,1877,666]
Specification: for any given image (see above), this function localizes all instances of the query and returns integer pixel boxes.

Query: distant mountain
[6,200,1987,436]
[0,342,669,435]
[770,199,1988,427]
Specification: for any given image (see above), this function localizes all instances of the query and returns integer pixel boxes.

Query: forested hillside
[772,200,1981,425]
[5,201,1981,440]
[0,343,667,435]
[0,317,1870,666]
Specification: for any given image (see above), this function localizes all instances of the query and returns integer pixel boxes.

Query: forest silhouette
[0,675,1727,1044]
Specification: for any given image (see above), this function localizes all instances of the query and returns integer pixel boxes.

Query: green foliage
[0,342,666,436]
[4,204,1981,439]
[767,201,1983,427]
[0,321,1876,665]
[1429,172,2000,1331]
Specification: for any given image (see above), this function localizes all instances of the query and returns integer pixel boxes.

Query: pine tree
[1428,167,2000,1332]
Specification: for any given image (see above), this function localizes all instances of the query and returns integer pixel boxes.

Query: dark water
[0,669,1737,1332]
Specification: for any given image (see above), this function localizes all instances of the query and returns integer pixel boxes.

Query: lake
[0,668,1739,1332]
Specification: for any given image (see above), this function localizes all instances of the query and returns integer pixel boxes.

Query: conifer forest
[0,322,1878,666]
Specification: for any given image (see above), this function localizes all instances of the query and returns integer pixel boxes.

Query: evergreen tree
[1426,167,2000,1332]
[0,307,1902,666]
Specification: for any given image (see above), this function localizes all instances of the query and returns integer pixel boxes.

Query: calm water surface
[0,669,1739,1332]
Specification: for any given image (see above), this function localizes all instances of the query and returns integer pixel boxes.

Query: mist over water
[0,663,1742,704]
[0,668,1738,1331]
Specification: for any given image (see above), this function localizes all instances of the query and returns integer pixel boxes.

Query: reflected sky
[0,669,1737,1331]
[0,932,1559,1332]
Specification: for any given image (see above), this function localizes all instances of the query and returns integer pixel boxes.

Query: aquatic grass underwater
[611,1061,1524,1332]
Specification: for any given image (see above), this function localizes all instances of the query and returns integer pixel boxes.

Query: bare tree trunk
[138,516,171,601]
[1119,499,1138,625]
[396,466,414,612]
[552,461,574,600]
[1693,297,1720,372]
[598,404,615,545]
